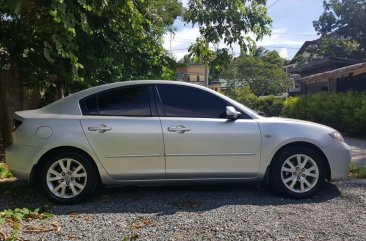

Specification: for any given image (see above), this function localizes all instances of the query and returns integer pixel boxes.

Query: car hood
[257,116,337,133]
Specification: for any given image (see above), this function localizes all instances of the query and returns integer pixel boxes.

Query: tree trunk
[0,72,23,147]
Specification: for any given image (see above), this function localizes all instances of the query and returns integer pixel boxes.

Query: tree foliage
[0,0,182,100]
[313,0,366,59]
[208,48,232,82]
[183,0,272,70]
[223,47,291,96]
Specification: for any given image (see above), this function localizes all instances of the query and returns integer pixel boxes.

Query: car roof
[37,80,257,118]
[40,80,194,114]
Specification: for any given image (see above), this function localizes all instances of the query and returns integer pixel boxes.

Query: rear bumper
[5,144,39,181]
[321,140,351,181]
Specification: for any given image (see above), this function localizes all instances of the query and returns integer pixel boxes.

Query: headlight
[329,131,344,142]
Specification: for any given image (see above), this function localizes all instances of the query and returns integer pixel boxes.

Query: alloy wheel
[46,158,88,198]
[280,154,319,193]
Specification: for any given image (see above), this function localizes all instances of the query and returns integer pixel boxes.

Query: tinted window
[157,85,228,118]
[81,86,151,116]
[83,96,98,115]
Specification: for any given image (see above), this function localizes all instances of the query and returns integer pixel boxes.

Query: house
[208,80,222,92]
[296,62,366,94]
[176,64,206,86]
[290,57,360,77]
[288,58,366,95]
[292,31,342,62]
[292,39,320,62]
[288,57,364,95]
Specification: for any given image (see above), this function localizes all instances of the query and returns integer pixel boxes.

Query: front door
[155,84,261,179]
[80,85,165,180]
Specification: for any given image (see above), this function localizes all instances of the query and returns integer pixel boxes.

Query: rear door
[155,84,261,179]
[80,85,165,180]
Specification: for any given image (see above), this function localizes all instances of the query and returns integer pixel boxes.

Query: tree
[313,0,366,59]
[0,0,183,100]
[208,48,232,82]
[183,0,272,85]
[223,47,291,96]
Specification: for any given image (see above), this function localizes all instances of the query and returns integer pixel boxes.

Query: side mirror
[226,106,241,120]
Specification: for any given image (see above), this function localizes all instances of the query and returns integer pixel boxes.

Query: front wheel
[269,147,326,198]
[39,151,98,204]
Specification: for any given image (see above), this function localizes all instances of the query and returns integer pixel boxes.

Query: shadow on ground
[0,179,342,216]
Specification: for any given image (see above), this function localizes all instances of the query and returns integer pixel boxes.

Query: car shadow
[0,178,342,216]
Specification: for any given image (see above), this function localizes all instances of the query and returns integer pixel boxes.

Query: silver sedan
[5,81,351,203]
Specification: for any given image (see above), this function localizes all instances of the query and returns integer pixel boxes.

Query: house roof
[292,31,341,61]
[292,39,319,60]
[298,62,366,84]
[289,57,361,74]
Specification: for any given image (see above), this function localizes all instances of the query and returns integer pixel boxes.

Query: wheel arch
[30,146,102,185]
[269,141,331,180]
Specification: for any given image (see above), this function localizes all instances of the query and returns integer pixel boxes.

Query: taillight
[12,119,22,131]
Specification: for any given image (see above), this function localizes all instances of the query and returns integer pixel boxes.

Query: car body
[5,80,351,203]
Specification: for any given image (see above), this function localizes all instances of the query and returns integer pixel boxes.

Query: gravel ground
[1,179,366,241]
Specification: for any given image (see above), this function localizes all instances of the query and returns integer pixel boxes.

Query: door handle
[88,124,112,133]
[168,125,190,134]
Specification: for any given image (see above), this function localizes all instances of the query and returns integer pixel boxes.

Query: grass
[0,163,13,179]
[349,163,366,179]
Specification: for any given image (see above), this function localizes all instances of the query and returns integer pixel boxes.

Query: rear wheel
[270,146,326,198]
[40,151,98,204]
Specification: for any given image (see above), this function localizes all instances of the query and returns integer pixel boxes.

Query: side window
[83,96,98,115]
[157,85,228,118]
[81,86,151,116]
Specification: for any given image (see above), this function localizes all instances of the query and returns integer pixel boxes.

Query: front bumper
[321,140,352,181]
[5,144,39,181]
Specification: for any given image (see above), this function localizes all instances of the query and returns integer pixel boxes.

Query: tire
[269,146,326,198]
[39,150,99,204]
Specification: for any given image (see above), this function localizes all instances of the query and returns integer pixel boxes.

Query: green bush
[229,86,285,116]
[257,97,285,117]
[229,86,259,110]
[283,91,366,135]
[230,88,366,135]
[0,163,12,179]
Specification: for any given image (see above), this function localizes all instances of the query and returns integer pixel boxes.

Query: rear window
[80,85,151,116]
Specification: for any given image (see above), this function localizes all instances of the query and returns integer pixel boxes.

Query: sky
[163,0,325,61]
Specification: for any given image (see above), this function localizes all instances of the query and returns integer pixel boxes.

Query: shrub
[229,86,259,110]
[230,88,366,135]
[0,163,12,179]
[229,86,285,116]
[257,96,285,116]
[283,91,366,135]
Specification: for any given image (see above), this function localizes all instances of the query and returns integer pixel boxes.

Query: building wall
[302,72,366,95]
[302,81,329,95]
[209,83,221,92]
[176,64,206,85]
[337,73,366,92]
[185,64,205,85]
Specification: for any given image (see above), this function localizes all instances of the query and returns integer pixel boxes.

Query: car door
[79,84,165,180]
[155,84,261,179]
